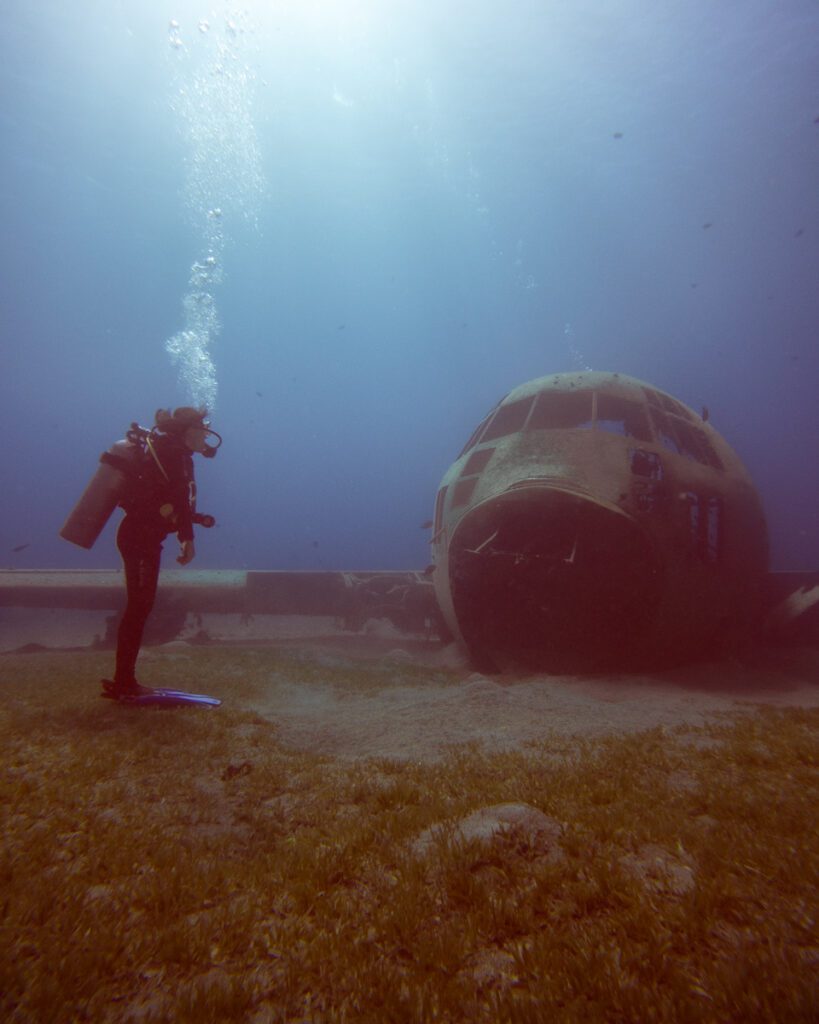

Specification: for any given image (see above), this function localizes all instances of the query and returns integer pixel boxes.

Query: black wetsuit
[114,435,195,689]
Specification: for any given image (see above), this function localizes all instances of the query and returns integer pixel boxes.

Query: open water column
[164,11,264,410]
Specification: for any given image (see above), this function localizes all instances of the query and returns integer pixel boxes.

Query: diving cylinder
[59,440,141,549]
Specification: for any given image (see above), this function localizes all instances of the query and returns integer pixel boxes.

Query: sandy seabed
[3,609,818,763]
[141,625,819,763]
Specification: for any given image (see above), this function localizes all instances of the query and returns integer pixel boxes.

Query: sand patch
[230,642,819,762]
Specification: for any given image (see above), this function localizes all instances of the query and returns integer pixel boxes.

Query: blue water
[1,0,817,572]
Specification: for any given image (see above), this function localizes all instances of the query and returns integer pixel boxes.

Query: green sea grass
[1,648,816,1022]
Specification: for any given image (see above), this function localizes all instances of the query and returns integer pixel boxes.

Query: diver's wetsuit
[114,436,195,689]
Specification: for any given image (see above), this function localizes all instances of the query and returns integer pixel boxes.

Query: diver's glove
[177,540,195,565]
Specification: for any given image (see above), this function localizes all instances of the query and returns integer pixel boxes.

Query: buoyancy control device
[59,423,215,549]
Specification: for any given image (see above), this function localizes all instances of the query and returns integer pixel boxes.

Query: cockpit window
[480,396,535,442]
[665,396,694,421]
[698,434,723,470]
[457,404,499,458]
[456,383,723,470]
[526,390,593,431]
[648,407,682,455]
[433,485,448,534]
[595,393,652,441]
[649,407,723,469]
[452,477,478,508]
[643,387,694,422]
[673,418,724,470]
[461,447,495,476]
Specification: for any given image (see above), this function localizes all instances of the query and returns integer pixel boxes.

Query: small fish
[255,390,263,397]
[690,282,698,289]
[702,222,713,230]
[612,131,623,139]
[11,543,30,553]
[420,520,433,530]
[794,228,804,238]
[336,324,346,331]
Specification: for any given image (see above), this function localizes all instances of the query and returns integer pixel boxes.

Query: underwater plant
[0,648,816,1022]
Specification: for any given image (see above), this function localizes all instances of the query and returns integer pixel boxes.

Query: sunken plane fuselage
[431,372,768,671]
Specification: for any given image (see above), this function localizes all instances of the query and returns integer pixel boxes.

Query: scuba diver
[105,407,220,697]
[60,406,221,699]
[102,407,220,698]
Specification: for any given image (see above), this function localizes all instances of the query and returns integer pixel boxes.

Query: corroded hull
[431,372,768,671]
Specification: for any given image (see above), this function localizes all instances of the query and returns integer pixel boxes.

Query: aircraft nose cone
[448,486,661,672]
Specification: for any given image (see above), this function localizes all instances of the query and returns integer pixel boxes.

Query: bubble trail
[565,322,592,372]
[165,9,264,411]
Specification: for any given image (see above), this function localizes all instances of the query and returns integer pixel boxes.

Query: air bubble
[168,18,182,48]
[165,6,264,410]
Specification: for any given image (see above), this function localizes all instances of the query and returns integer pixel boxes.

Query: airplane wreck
[430,371,769,671]
[5,371,816,667]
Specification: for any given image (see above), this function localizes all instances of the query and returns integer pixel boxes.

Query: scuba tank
[59,426,148,549]
[60,421,218,549]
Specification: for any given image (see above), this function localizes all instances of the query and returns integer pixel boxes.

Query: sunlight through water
[164,8,264,411]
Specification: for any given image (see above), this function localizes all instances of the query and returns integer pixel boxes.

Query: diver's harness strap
[144,435,170,483]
